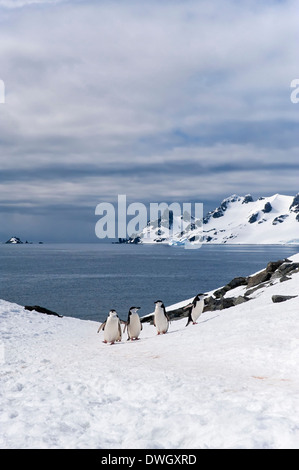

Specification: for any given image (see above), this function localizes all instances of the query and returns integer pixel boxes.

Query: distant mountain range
[122,193,299,246]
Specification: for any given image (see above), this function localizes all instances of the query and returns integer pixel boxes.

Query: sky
[0,0,298,242]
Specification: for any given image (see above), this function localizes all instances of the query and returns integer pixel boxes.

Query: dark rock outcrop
[24,305,63,318]
[203,195,241,224]
[289,194,299,213]
[213,276,248,298]
[204,257,298,313]
[246,259,286,288]
[262,202,272,213]
[242,194,254,204]
[203,294,249,312]
[266,260,285,273]
[141,257,299,322]
[247,269,270,288]
[272,214,288,225]
[272,295,298,303]
[248,212,259,224]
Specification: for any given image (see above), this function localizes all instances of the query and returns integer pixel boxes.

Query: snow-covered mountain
[123,207,199,245]
[5,237,23,244]
[126,193,299,246]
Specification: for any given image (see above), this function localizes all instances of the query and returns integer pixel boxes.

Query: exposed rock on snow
[24,305,63,318]
[289,194,299,214]
[272,295,298,303]
[141,257,299,324]
[213,277,248,298]
[262,202,272,213]
[203,257,299,313]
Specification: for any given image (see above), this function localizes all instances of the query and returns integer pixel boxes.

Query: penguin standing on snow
[184,293,207,327]
[97,309,123,344]
[124,306,142,340]
[153,300,170,335]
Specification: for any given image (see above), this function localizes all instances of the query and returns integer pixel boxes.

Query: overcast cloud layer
[0,0,298,241]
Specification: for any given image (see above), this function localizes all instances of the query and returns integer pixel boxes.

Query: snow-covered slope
[124,209,198,245]
[1,254,299,449]
[199,193,299,245]
[127,193,299,246]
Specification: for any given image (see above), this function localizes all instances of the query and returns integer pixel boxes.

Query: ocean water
[1,243,299,323]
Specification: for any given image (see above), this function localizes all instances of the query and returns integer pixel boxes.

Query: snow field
[0,256,299,449]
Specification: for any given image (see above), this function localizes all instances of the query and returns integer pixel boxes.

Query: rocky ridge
[141,257,299,323]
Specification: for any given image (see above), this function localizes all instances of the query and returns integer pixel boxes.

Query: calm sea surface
[0,243,299,323]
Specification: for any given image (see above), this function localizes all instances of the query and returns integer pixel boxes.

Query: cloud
[0,0,64,8]
[0,0,298,240]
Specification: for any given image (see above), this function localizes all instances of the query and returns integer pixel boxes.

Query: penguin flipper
[97,321,106,333]
[185,309,192,327]
[183,303,193,310]
[118,322,122,339]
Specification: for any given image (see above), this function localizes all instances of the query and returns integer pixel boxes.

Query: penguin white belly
[128,313,141,339]
[104,317,120,343]
[191,300,204,322]
[155,310,169,333]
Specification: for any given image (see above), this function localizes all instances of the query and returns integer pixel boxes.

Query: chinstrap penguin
[97,309,123,344]
[185,293,207,326]
[124,306,143,340]
[153,300,170,334]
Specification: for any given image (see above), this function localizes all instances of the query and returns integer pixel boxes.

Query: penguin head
[154,300,165,311]
[129,306,140,315]
[109,309,117,317]
[194,293,207,303]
